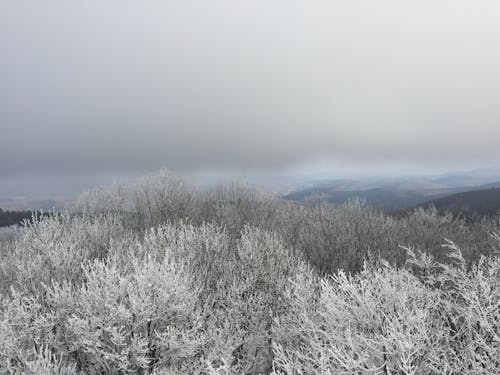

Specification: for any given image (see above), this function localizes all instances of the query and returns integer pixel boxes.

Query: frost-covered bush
[70,169,196,230]
[72,183,129,215]
[130,222,303,374]
[194,182,278,235]
[69,170,498,274]
[0,255,201,374]
[292,200,397,274]
[272,263,443,374]
[2,216,500,374]
[131,169,195,228]
[0,226,17,248]
[0,212,128,296]
[4,170,500,374]
[0,214,303,374]
[132,221,231,290]
[271,240,500,374]
[203,227,301,374]
[397,206,498,265]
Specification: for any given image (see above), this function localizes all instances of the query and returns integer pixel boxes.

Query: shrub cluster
[272,242,500,374]
[1,170,499,374]
[0,214,303,374]
[70,169,499,274]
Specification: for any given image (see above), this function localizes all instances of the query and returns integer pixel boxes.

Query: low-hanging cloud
[1,0,500,178]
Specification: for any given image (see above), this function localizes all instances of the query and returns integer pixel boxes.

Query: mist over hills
[282,168,500,213]
[2,167,500,214]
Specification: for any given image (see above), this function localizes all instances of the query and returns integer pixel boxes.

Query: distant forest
[416,187,500,218]
[0,208,34,227]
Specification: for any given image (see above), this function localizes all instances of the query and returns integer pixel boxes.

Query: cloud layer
[1,0,500,177]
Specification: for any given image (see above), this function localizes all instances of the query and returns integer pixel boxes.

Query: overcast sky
[1,0,500,184]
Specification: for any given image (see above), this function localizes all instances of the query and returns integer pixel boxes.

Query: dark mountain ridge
[411,187,500,217]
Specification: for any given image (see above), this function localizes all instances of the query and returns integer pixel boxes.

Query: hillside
[283,186,445,212]
[282,171,500,213]
[414,187,500,217]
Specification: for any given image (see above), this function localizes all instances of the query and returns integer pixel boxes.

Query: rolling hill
[282,170,500,213]
[412,187,500,217]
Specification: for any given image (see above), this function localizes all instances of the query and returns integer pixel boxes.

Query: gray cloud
[1,0,500,178]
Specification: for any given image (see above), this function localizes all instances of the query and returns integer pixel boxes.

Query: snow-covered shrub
[0,212,128,296]
[194,182,278,235]
[131,222,303,374]
[397,206,497,265]
[0,215,304,374]
[3,169,500,374]
[134,221,231,288]
[69,170,498,275]
[15,346,78,375]
[71,183,129,215]
[131,169,196,228]
[293,199,396,274]
[405,240,500,373]
[271,240,500,374]
[207,227,300,375]
[70,169,196,231]
[275,266,445,374]
[0,226,17,248]
[0,249,202,373]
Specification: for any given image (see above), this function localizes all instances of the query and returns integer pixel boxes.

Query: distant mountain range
[282,168,500,214]
[3,167,500,215]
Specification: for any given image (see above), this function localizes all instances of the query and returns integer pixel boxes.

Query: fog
[1,1,500,197]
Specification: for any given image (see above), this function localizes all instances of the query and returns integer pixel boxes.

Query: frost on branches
[271,242,500,374]
[1,172,499,374]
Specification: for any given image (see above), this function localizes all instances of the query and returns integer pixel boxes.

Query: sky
[1,0,500,199]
